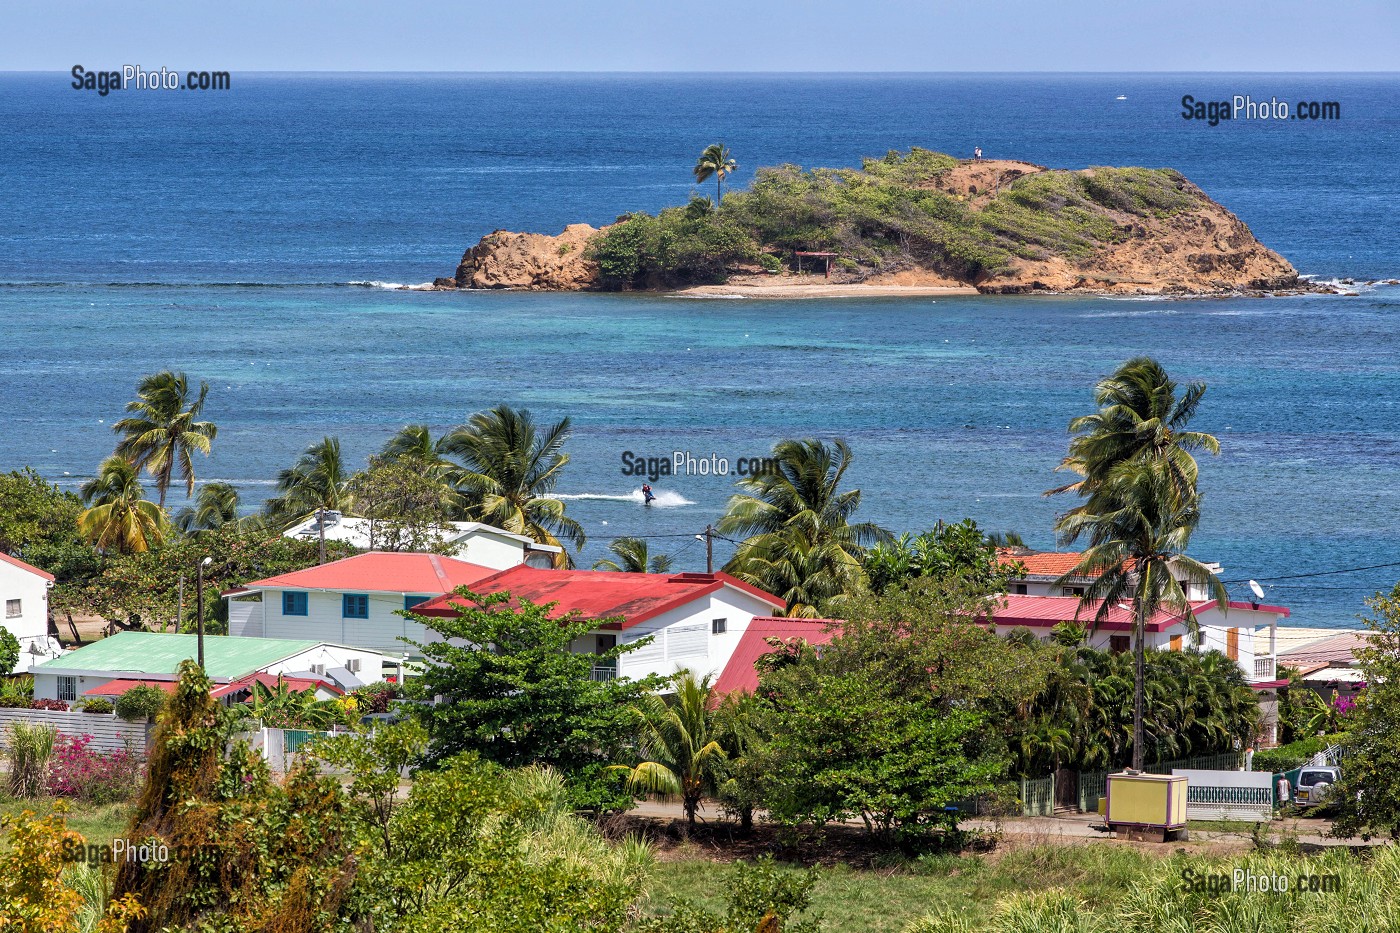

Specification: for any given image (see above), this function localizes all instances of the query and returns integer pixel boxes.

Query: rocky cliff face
[448,223,601,290]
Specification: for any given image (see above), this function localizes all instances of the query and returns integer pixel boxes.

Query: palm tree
[440,405,584,565]
[719,438,888,616]
[593,537,673,574]
[78,456,168,554]
[693,143,737,206]
[266,437,352,564]
[175,482,240,535]
[379,424,465,515]
[1056,461,1227,771]
[612,670,726,825]
[112,370,218,508]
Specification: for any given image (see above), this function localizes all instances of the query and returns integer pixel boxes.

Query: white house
[225,551,505,664]
[399,567,787,683]
[283,512,561,569]
[31,631,387,703]
[0,552,63,673]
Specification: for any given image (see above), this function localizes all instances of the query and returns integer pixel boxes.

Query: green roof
[34,633,324,681]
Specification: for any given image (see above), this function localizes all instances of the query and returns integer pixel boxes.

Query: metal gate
[1054,768,1078,811]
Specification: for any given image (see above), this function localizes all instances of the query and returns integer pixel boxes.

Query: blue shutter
[404,595,430,612]
[343,594,369,619]
[282,592,308,616]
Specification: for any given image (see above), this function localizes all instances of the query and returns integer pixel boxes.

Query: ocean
[2,72,1398,627]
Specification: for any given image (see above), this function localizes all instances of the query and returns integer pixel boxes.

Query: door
[1227,628,1239,661]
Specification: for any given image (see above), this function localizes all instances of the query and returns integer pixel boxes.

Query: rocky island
[435,149,1309,297]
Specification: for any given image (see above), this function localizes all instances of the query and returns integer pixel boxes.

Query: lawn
[0,795,133,849]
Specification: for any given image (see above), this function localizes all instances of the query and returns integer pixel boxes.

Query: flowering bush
[352,681,400,714]
[45,734,141,804]
[1334,694,1358,717]
[29,698,69,712]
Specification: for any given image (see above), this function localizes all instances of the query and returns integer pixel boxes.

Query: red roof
[413,567,784,629]
[987,594,1219,633]
[211,672,343,699]
[241,552,498,595]
[712,616,841,696]
[0,552,55,582]
[996,550,1140,579]
[83,678,178,697]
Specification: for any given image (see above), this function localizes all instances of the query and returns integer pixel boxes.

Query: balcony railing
[1254,658,1276,680]
[589,664,618,681]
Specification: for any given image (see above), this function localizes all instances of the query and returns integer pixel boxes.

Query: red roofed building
[0,551,62,673]
[225,552,501,657]
[414,568,786,682]
[712,616,841,696]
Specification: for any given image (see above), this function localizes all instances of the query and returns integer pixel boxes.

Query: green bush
[80,697,114,714]
[758,253,783,274]
[115,683,167,722]
[1252,734,1345,773]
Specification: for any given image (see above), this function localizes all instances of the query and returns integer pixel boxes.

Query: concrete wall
[243,590,430,658]
[616,588,777,683]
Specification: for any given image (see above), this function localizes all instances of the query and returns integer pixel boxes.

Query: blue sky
[9,0,1398,72]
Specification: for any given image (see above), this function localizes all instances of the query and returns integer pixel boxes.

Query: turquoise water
[2,73,1399,626]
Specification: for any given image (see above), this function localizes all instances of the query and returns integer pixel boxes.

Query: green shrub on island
[588,149,1205,289]
[79,697,114,715]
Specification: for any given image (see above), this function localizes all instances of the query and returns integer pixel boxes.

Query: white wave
[549,489,696,507]
[346,280,436,291]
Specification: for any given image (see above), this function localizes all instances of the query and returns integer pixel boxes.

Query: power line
[1223,558,1400,585]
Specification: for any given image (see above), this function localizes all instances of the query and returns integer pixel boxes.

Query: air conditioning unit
[346,659,361,673]
[310,663,326,675]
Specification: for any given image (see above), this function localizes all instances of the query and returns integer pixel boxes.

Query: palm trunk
[1132,597,1147,771]
[716,176,722,206]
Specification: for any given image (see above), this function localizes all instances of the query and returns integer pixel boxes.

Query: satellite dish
[1249,580,1266,603]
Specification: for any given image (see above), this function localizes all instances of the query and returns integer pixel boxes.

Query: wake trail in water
[549,489,696,508]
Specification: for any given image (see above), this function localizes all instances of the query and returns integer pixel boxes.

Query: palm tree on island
[693,143,737,206]
[1048,357,1226,772]
[593,537,673,574]
[440,405,585,566]
[175,481,240,535]
[720,438,888,617]
[112,370,218,508]
[78,456,169,554]
[266,436,352,564]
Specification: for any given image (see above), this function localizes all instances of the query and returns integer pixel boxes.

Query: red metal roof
[211,672,343,699]
[242,552,498,594]
[987,594,1218,633]
[712,616,841,696]
[413,567,784,629]
[0,551,55,582]
[83,678,178,696]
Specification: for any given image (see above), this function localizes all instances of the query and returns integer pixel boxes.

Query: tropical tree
[593,537,673,574]
[380,425,462,501]
[693,143,737,206]
[77,456,168,554]
[612,670,726,825]
[720,438,888,616]
[265,436,352,564]
[1049,358,1226,772]
[175,481,240,535]
[112,370,218,507]
[440,405,584,565]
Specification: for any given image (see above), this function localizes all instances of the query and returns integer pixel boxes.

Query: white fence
[235,726,335,774]
[0,708,152,757]
[1173,768,1275,822]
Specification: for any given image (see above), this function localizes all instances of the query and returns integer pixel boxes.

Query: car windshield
[1298,771,1333,787]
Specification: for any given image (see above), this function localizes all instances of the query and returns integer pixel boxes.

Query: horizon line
[10,68,1400,76]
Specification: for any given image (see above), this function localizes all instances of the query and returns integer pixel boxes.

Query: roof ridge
[427,553,453,592]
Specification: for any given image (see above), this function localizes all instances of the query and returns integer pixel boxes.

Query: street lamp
[196,557,212,667]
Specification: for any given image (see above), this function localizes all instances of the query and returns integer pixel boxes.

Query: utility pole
[196,557,211,667]
[705,524,714,575]
[176,573,184,634]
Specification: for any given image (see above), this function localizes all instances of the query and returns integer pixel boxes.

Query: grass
[0,794,132,848]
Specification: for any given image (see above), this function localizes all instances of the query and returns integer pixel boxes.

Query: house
[1277,629,1369,701]
[283,512,561,569]
[413,568,786,683]
[224,551,503,661]
[31,631,386,703]
[998,549,1221,602]
[712,616,841,696]
[0,552,63,673]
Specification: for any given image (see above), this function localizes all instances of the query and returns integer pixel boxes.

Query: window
[342,594,369,619]
[711,618,727,635]
[57,676,76,702]
[404,595,430,612]
[1110,635,1130,654]
[282,592,308,616]
[595,634,617,654]
[5,598,20,618]
[1009,584,1027,595]
[1062,586,1085,597]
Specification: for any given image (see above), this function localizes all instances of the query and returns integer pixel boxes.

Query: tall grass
[5,721,56,798]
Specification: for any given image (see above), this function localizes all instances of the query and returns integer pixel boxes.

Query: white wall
[615,588,777,683]
[451,532,532,570]
[0,559,56,674]
[241,590,431,658]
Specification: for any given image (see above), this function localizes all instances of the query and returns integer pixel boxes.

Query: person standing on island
[974,146,982,160]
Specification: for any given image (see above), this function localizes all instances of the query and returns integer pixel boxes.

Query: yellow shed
[1104,772,1189,841]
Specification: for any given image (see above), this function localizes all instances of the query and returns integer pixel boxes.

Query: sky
[6,0,1399,72]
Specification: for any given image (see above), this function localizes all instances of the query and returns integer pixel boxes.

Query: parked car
[1291,766,1342,808]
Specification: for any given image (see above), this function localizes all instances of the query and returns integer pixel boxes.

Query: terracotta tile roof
[413,568,784,630]
[712,616,841,696]
[996,550,1139,579]
[242,552,498,595]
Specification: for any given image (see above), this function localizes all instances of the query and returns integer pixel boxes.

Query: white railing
[1254,658,1276,680]
[589,664,617,681]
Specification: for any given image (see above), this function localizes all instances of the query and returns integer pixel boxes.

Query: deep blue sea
[2,73,1398,628]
